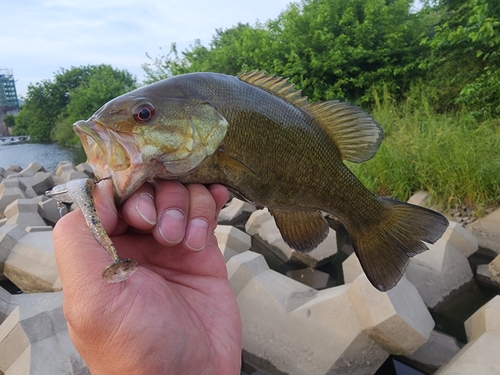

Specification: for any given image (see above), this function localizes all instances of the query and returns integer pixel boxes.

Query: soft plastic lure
[46,178,138,283]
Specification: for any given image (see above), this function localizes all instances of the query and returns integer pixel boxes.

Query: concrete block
[440,221,478,258]
[215,225,251,253]
[218,197,255,223]
[405,239,474,309]
[4,198,47,228]
[0,167,5,178]
[0,289,89,374]
[467,208,500,255]
[435,332,500,375]
[76,163,94,177]
[0,179,28,212]
[37,196,65,226]
[228,252,388,375]
[26,226,53,233]
[6,165,22,173]
[406,330,461,373]
[250,212,337,267]
[4,231,60,293]
[464,295,500,341]
[56,161,88,183]
[0,224,27,272]
[408,191,429,207]
[286,268,332,290]
[218,244,240,262]
[489,254,500,286]
[476,264,500,290]
[342,252,363,284]
[30,172,55,196]
[348,274,434,355]
[245,209,273,236]
[19,162,46,177]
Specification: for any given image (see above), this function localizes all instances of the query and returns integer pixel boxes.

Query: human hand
[53,179,242,375]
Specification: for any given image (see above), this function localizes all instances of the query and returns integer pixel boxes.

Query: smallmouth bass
[73,71,448,291]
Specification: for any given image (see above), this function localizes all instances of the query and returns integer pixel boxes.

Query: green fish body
[74,71,448,291]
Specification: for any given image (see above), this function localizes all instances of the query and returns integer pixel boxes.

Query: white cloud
[2,0,291,97]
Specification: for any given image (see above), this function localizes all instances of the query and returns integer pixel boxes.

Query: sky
[1,0,291,98]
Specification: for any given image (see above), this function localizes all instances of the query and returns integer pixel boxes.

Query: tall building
[0,69,20,135]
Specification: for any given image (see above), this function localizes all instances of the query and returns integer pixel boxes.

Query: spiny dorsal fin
[237,71,310,108]
[304,101,384,163]
[238,71,384,163]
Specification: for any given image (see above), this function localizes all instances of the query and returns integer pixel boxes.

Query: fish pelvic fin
[304,101,384,163]
[237,71,383,163]
[269,209,329,252]
[351,198,449,291]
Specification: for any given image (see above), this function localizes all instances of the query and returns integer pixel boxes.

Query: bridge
[0,69,20,136]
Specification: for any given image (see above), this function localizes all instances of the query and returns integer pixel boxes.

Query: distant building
[0,69,20,135]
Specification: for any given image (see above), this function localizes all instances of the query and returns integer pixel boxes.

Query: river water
[0,142,86,171]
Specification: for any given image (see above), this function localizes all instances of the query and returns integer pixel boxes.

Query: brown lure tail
[351,198,449,291]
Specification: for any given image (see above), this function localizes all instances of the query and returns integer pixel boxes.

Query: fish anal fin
[305,101,384,163]
[269,209,329,253]
[351,198,449,291]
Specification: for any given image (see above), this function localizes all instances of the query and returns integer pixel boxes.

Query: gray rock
[0,179,28,212]
[466,208,500,255]
[0,224,27,273]
[4,231,60,293]
[19,162,46,177]
[4,199,47,228]
[0,287,89,375]
[76,163,94,177]
[406,330,461,373]
[405,238,474,309]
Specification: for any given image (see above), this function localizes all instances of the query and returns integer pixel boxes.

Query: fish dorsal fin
[237,71,310,108]
[304,101,384,163]
[238,71,384,163]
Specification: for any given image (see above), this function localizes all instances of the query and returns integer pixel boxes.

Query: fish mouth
[73,120,163,203]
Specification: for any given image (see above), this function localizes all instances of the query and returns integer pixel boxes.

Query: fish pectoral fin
[269,209,329,253]
[216,148,258,178]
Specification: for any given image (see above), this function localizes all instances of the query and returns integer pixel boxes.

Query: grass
[347,89,500,214]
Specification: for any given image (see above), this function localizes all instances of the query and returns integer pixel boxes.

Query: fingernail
[185,218,209,251]
[136,194,156,225]
[159,209,185,244]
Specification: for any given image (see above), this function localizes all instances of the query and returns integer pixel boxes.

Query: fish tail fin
[351,198,449,291]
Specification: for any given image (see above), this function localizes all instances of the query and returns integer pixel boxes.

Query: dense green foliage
[2,114,15,128]
[13,65,136,143]
[144,0,499,116]
[142,0,500,210]
[348,89,500,211]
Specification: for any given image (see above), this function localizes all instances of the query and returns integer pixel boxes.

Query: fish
[46,178,138,283]
[72,71,449,291]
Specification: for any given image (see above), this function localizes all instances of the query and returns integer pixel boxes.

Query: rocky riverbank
[0,161,499,375]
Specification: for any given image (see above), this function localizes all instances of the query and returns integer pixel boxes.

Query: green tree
[421,0,500,117]
[52,65,136,144]
[144,0,429,105]
[2,114,16,128]
[13,65,136,143]
[143,23,269,82]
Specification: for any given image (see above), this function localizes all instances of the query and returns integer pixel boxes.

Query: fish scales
[71,71,449,291]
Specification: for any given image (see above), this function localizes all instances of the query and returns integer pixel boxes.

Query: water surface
[0,142,86,171]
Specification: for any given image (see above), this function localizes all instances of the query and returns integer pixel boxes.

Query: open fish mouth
[73,120,162,202]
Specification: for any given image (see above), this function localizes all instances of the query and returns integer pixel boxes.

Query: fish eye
[133,104,156,123]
